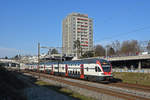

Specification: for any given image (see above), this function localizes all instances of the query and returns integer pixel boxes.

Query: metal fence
[112,68,150,73]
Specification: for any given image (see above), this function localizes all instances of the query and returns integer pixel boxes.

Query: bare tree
[120,40,140,55]
[147,40,150,53]
[94,44,105,56]
[108,47,115,56]
[112,40,121,55]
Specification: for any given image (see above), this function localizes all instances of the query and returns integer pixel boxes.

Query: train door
[51,65,54,75]
[65,64,68,76]
[58,62,60,74]
[80,64,84,79]
[44,64,46,73]
[37,65,39,72]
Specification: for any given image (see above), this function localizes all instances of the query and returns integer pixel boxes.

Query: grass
[113,72,150,86]
[35,80,95,100]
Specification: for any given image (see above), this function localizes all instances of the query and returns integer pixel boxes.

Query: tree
[51,49,59,54]
[94,45,105,56]
[74,40,82,58]
[108,47,115,56]
[120,40,140,55]
[5,56,8,59]
[112,40,121,55]
[82,51,94,58]
[147,40,150,53]
[13,55,21,60]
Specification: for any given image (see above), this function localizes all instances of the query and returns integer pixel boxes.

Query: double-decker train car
[28,58,113,81]
[26,63,38,71]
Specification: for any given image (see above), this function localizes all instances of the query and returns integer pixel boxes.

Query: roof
[39,58,109,65]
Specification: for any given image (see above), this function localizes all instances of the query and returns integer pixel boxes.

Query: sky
[0,0,150,57]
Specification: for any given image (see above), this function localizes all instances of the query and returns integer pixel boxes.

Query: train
[27,58,113,81]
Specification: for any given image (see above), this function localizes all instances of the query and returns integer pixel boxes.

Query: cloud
[0,47,18,58]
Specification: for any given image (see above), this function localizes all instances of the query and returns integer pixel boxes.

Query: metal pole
[61,47,63,62]
[105,47,107,59]
[38,43,40,78]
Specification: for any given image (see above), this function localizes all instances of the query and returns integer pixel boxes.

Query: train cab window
[97,67,101,72]
[95,66,101,72]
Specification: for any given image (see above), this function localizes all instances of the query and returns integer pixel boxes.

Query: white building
[62,13,93,56]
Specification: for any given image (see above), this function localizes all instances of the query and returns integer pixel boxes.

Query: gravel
[35,76,125,100]
[19,73,77,100]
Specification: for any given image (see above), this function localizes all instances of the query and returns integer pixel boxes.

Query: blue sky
[0,0,150,57]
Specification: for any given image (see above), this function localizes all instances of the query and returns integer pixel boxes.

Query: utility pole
[38,43,40,78]
[105,47,108,59]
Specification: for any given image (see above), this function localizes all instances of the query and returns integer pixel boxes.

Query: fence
[112,68,150,73]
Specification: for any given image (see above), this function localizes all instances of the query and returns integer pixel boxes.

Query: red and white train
[27,58,113,81]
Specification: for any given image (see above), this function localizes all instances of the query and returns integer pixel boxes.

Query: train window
[78,71,80,74]
[95,66,97,72]
[102,67,111,72]
[87,67,89,71]
[76,71,77,74]
[62,67,64,70]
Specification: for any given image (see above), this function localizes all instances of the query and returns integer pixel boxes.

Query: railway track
[27,71,150,100]
[108,82,150,92]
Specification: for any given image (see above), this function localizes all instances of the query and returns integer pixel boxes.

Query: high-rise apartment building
[62,13,93,56]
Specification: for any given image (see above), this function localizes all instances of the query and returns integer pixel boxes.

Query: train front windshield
[102,65,111,72]
[100,60,111,72]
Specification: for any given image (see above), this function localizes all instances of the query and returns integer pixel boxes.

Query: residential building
[62,13,93,57]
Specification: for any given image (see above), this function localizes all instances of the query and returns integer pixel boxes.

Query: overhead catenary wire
[96,26,150,42]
